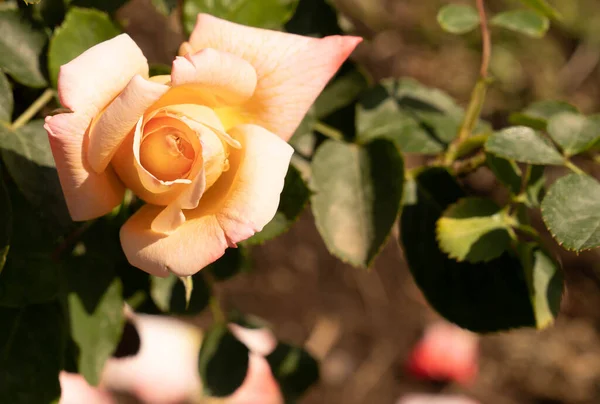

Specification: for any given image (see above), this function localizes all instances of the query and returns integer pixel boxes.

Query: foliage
[1,0,599,401]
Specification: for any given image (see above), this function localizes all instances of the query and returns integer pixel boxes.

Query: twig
[11,89,55,130]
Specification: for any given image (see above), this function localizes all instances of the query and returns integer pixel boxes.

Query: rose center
[140,128,197,181]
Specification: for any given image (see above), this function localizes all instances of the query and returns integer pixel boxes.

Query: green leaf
[437,4,480,35]
[0,302,65,404]
[70,0,129,13]
[0,120,71,231]
[436,197,511,263]
[0,7,48,87]
[310,139,404,267]
[401,167,537,332]
[517,244,562,329]
[183,0,298,34]
[0,188,59,308]
[0,175,11,274]
[541,174,600,252]
[314,69,369,119]
[547,112,600,157]
[26,0,66,28]
[486,154,522,195]
[485,126,564,165]
[266,342,319,401]
[23,0,43,4]
[245,165,309,245]
[509,100,578,131]
[284,0,341,36]
[48,7,120,87]
[150,0,177,15]
[150,271,210,314]
[518,0,561,20]
[208,246,251,281]
[149,63,171,77]
[491,9,549,38]
[64,222,127,385]
[198,324,249,397]
[0,71,13,123]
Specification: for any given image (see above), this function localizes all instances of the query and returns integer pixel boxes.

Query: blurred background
[114,0,600,403]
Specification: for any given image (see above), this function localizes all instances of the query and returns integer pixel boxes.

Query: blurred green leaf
[310,139,404,268]
[437,4,480,35]
[522,165,546,208]
[436,197,511,263]
[0,7,48,87]
[486,154,522,195]
[401,167,538,332]
[28,0,66,27]
[267,342,319,401]
[183,0,298,34]
[0,175,11,274]
[509,100,578,131]
[485,126,564,165]
[0,302,64,403]
[0,120,71,231]
[517,243,562,328]
[245,165,309,245]
[150,271,210,314]
[284,0,341,36]
[48,7,120,87]
[149,63,171,77]
[0,72,13,123]
[547,112,600,157]
[70,0,129,13]
[541,174,600,252]
[208,246,251,281]
[198,324,249,397]
[314,69,368,119]
[518,0,561,20]
[491,9,550,38]
[151,0,177,15]
[23,0,43,4]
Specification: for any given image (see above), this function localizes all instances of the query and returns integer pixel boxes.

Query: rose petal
[58,34,148,118]
[184,14,362,140]
[229,324,277,356]
[120,124,293,276]
[45,113,125,221]
[88,75,169,173]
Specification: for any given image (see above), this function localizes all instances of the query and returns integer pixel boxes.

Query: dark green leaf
[486,154,522,194]
[0,302,65,404]
[70,0,129,13]
[0,120,71,232]
[517,243,562,328]
[0,7,48,87]
[208,246,251,281]
[541,174,600,251]
[183,0,298,34]
[48,7,120,87]
[0,71,13,123]
[547,112,600,157]
[150,271,210,314]
[198,324,249,397]
[20,0,66,28]
[284,0,341,36]
[485,126,564,165]
[491,9,549,38]
[518,0,561,20]
[267,342,319,401]
[314,69,368,119]
[401,167,536,332]
[246,165,309,245]
[0,175,11,274]
[310,139,404,267]
[149,63,171,77]
[150,0,177,15]
[509,100,578,131]
[436,197,511,263]
[437,4,480,35]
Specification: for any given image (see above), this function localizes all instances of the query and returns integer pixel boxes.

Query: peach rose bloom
[45,14,361,276]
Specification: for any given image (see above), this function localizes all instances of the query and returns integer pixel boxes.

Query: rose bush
[44,13,361,276]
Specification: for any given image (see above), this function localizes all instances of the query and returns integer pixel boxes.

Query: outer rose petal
[58,34,148,117]
[153,49,257,109]
[120,124,293,276]
[45,113,125,221]
[59,372,115,404]
[184,14,362,140]
[88,75,169,173]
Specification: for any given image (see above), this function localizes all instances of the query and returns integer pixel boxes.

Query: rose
[44,14,361,276]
